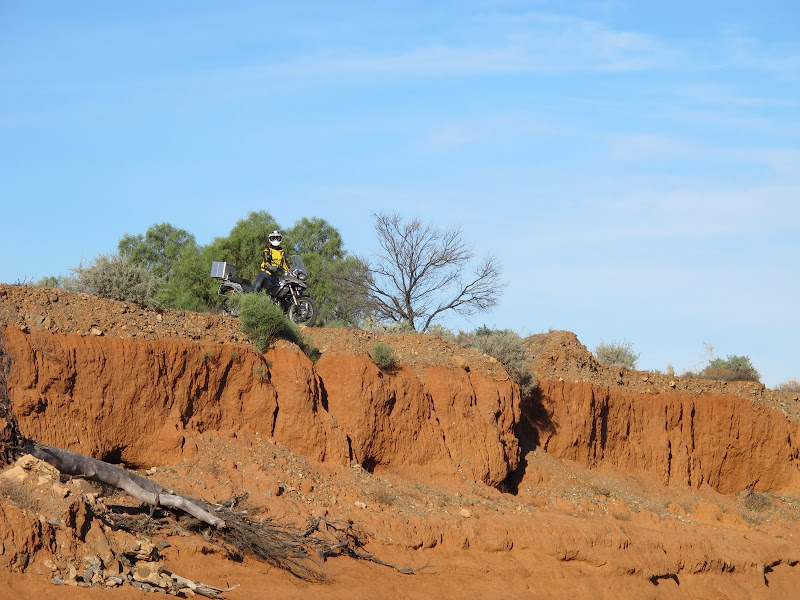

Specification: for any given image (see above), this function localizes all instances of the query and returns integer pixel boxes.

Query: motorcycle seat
[230,276,252,292]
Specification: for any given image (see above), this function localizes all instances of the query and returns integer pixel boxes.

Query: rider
[252,230,291,296]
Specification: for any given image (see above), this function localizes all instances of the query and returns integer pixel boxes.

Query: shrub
[777,379,800,393]
[71,253,160,308]
[371,342,396,371]
[594,339,639,370]
[701,355,761,382]
[456,327,537,396]
[238,293,303,352]
[33,276,61,289]
[427,324,455,342]
[362,317,416,334]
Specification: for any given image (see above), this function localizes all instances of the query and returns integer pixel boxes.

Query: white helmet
[268,230,282,247]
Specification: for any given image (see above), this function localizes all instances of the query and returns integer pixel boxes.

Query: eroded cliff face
[2,287,800,598]
[2,328,519,486]
[534,380,800,494]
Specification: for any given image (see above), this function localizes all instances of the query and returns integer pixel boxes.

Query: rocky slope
[0,283,799,599]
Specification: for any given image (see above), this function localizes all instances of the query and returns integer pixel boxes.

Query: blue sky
[1,1,798,386]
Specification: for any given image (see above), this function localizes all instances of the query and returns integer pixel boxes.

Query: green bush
[238,293,303,352]
[456,327,537,396]
[71,253,160,308]
[594,339,640,370]
[371,341,396,371]
[701,355,761,382]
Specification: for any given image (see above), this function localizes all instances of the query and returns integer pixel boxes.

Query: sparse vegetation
[777,379,800,393]
[684,354,761,383]
[253,364,269,383]
[71,253,160,308]
[371,342,396,371]
[0,479,43,513]
[456,327,537,396]
[33,275,62,289]
[594,339,639,370]
[362,317,416,334]
[368,487,397,506]
[741,489,772,512]
[427,324,455,341]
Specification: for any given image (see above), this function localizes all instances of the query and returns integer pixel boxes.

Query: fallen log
[22,440,226,528]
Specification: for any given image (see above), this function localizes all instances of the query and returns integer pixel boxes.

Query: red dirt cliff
[1,284,799,599]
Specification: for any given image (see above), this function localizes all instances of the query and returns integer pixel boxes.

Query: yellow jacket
[260,246,290,273]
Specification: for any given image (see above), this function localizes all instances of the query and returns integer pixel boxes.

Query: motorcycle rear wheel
[287,296,318,327]
[219,291,240,317]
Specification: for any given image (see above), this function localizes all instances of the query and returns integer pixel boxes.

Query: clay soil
[1,284,799,600]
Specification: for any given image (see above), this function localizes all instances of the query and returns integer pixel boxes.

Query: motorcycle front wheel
[287,296,318,327]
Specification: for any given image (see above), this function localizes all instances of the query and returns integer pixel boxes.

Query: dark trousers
[252,271,279,295]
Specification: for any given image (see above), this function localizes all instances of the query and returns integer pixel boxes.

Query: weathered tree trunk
[22,440,226,528]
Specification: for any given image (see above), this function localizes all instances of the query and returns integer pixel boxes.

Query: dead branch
[209,505,326,582]
[22,440,226,528]
[365,212,503,331]
[165,572,240,599]
[303,516,432,575]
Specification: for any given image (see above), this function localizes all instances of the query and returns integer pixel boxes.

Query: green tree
[155,244,219,311]
[212,211,281,281]
[286,217,370,326]
[118,223,197,281]
[157,211,280,311]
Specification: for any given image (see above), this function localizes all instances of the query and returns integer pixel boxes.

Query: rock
[460,508,473,518]
[133,561,165,586]
[355,501,367,509]
[90,327,103,336]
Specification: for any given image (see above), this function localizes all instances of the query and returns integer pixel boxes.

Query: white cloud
[609,133,800,175]
[229,12,675,83]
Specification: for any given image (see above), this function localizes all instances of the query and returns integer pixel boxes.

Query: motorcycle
[210,255,319,326]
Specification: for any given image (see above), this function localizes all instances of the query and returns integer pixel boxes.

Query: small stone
[90,327,103,336]
[460,508,473,518]
[354,501,367,509]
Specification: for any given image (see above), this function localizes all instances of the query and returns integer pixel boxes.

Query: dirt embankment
[522,331,800,495]
[1,284,799,599]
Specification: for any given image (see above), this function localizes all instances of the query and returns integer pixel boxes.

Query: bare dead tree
[364,212,503,332]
